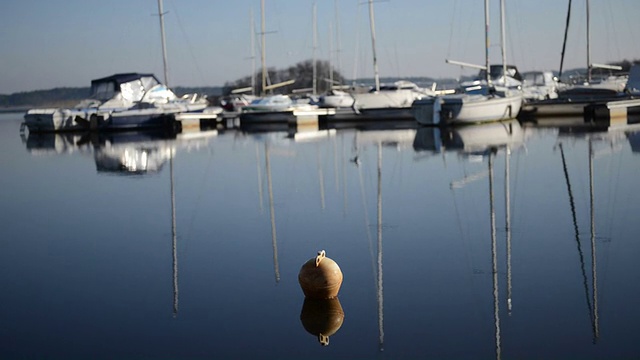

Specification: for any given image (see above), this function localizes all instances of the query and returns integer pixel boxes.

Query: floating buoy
[300,297,344,346]
[298,250,343,299]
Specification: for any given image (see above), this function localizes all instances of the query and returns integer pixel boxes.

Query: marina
[3,0,640,358]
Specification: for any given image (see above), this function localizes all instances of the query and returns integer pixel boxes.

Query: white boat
[413,0,522,126]
[317,89,355,109]
[348,1,433,119]
[352,80,432,111]
[413,73,523,126]
[242,94,313,113]
[23,1,222,133]
[23,73,218,132]
[238,94,336,132]
[438,91,522,124]
[521,71,559,101]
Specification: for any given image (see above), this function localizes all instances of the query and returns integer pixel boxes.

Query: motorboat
[24,73,221,132]
[521,71,559,101]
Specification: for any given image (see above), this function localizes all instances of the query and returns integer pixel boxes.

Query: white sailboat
[349,0,433,119]
[412,0,523,125]
[315,0,357,110]
[521,0,636,118]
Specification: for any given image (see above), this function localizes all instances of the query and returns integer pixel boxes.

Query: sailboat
[348,0,434,120]
[239,0,327,129]
[315,0,357,110]
[521,0,640,118]
[412,0,522,126]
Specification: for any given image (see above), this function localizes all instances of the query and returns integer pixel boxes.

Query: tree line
[222,59,347,96]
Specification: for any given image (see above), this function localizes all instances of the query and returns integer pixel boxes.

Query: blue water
[1,112,639,359]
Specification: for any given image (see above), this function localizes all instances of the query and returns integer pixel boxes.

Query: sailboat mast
[559,0,572,77]
[312,2,318,95]
[157,0,169,87]
[586,0,592,82]
[170,153,178,316]
[484,0,491,84]
[489,152,502,359]
[335,0,343,86]
[588,140,599,341]
[377,142,384,351]
[500,0,507,81]
[261,0,267,95]
[265,143,280,283]
[505,147,512,314]
[250,8,256,96]
[368,0,381,91]
[329,21,334,88]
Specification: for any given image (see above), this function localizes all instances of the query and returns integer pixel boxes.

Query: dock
[174,109,223,131]
[584,98,640,127]
[239,107,336,132]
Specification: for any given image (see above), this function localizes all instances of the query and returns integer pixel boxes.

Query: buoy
[298,250,343,299]
[300,297,344,346]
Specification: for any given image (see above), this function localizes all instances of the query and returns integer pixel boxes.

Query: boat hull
[441,94,522,124]
[24,108,102,132]
[414,94,522,125]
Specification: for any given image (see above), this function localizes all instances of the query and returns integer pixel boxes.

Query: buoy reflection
[299,297,345,346]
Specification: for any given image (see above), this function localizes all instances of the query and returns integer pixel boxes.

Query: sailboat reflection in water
[414,120,523,358]
[24,128,219,317]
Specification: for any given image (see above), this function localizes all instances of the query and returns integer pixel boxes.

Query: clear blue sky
[1,0,639,93]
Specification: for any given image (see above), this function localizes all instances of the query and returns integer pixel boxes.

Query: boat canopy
[90,73,161,101]
[478,65,523,82]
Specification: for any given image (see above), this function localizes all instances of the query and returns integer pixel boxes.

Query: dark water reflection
[1,113,640,359]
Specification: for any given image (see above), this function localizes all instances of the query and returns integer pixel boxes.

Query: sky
[1,0,639,94]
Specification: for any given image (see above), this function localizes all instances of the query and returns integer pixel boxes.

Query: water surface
[1,112,639,359]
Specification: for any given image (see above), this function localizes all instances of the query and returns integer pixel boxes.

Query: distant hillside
[0,86,223,109]
[0,87,90,108]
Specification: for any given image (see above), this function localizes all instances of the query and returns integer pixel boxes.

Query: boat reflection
[413,120,524,156]
[23,128,218,318]
[414,121,523,359]
[24,129,218,175]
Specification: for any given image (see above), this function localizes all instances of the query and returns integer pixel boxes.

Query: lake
[1,112,639,359]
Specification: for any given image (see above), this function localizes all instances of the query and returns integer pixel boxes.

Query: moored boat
[24,73,219,133]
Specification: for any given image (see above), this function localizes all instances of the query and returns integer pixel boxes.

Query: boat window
[92,82,116,100]
[524,73,546,86]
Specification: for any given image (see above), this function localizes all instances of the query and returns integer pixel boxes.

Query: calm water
[1,112,640,359]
